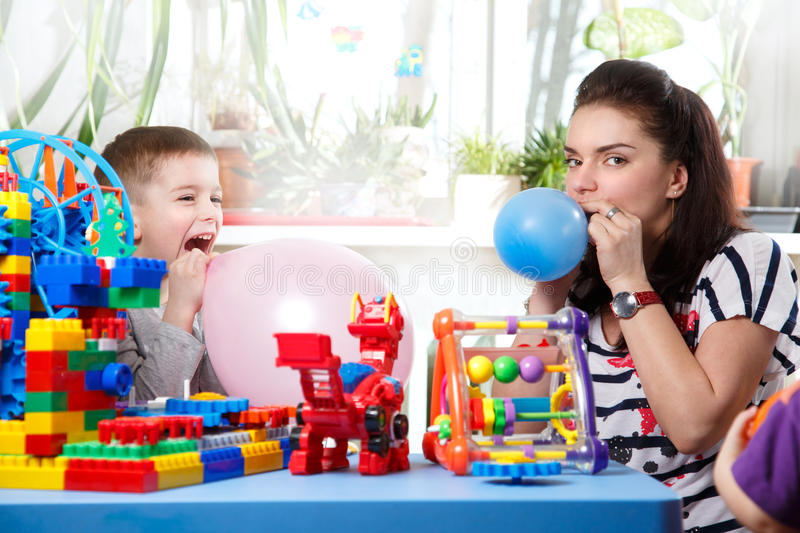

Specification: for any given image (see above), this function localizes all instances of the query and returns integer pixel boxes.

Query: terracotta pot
[727,157,761,208]
[214,147,262,209]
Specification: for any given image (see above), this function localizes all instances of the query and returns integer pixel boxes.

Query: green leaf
[9,39,77,129]
[0,0,12,40]
[584,8,684,59]
[78,0,124,146]
[135,0,171,126]
[669,0,717,21]
[277,0,287,40]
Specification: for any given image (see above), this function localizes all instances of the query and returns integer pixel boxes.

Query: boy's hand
[717,405,757,468]
[163,248,214,333]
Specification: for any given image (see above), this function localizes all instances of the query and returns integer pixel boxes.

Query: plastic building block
[25,318,86,351]
[0,455,67,490]
[8,310,29,341]
[5,218,31,238]
[3,237,30,255]
[84,363,132,396]
[0,419,26,454]
[25,410,85,433]
[25,391,69,412]
[67,389,116,411]
[241,441,284,475]
[471,460,562,482]
[0,191,31,220]
[153,451,204,490]
[83,408,117,430]
[26,368,85,393]
[44,284,109,308]
[65,429,99,444]
[68,342,117,370]
[200,446,244,483]
[65,457,158,492]
[4,291,30,311]
[109,257,167,288]
[196,431,251,451]
[0,254,30,274]
[0,273,30,292]
[36,254,101,286]
[107,287,160,308]
[0,339,26,418]
[273,294,409,477]
[25,433,68,456]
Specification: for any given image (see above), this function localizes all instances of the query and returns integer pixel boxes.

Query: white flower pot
[453,174,521,228]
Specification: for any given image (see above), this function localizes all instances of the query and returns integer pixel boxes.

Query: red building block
[26,351,69,372]
[0,273,30,292]
[65,458,158,492]
[26,369,85,392]
[67,389,116,411]
[25,433,68,456]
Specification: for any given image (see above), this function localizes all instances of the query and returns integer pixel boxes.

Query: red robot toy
[274,293,410,475]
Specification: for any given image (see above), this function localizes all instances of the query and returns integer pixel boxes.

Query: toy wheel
[295,402,305,426]
[392,413,409,440]
[367,432,390,457]
[364,405,387,434]
[289,426,304,451]
[0,130,134,318]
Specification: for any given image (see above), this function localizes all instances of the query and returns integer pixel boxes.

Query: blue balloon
[493,188,588,281]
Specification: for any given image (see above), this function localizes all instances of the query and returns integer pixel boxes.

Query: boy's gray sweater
[116,305,226,401]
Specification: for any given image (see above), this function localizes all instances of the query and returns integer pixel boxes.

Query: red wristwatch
[610,291,662,319]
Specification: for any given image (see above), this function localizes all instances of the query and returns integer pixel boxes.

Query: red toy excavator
[274,293,410,475]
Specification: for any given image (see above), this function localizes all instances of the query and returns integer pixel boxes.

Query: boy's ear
[130,205,143,244]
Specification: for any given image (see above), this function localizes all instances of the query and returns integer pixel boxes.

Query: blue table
[0,455,681,533]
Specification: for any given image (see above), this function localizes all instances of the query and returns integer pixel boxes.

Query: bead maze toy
[0,130,292,491]
[423,307,608,481]
[275,292,410,475]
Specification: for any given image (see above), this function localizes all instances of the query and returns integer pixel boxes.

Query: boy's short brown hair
[95,126,217,204]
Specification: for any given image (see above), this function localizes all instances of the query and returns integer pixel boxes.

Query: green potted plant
[451,129,522,228]
[670,0,764,207]
[521,122,568,190]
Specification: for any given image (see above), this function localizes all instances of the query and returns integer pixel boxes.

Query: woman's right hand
[526,264,580,315]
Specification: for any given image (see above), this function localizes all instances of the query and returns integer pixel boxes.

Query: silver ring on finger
[605,206,622,220]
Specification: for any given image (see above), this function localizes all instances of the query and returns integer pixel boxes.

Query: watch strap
[633,291,662,307]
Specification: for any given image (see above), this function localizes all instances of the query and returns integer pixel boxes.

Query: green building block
[84,409,117,430]
[25,391,68,412]
[68,347,117,371]
[7,218,31,238]
[6,291,30,311]
[107,287,160,308]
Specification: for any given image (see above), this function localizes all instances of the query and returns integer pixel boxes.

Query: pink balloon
[203,239,414,406]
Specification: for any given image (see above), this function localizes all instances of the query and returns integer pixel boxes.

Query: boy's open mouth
[184,232,215,254]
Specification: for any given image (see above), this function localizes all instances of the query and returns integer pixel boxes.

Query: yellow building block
[240,428,267,442]
[66,429,99,443]
[0,420,26,455]
[25,411,85,434]
[190,392,226,400]
[152,452,204,490]
[0,254,30,275]
[25,318,86,351]
[0,455,68,490]
[0,191,32,220]
[240,441,284,475]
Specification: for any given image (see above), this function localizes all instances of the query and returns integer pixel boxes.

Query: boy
[714,379,800,532]
[96,126,226,400]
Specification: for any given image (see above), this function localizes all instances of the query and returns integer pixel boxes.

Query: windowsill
[216,224,800,255]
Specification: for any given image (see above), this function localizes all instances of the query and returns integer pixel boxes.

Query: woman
[519,60,800,532]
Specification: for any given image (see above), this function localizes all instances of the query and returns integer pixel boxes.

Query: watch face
[611,292,638,318]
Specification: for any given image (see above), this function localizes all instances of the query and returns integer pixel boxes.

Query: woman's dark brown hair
[568,60,745,329]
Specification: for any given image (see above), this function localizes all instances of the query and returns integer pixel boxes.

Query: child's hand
[717,405,757,467]
[163,248,214,333]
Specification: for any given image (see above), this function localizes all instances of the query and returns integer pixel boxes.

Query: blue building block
[201,446,244,483]
[8,310,29,342]
[36,254,101,286]
[110,257,167,288]
[44,284,108,307]
[2,237,30,256]
[0,340,25,419]
[279,437,292,468]
[471,461,562,483]
[165,397,249,415]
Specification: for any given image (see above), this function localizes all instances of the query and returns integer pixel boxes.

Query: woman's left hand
[579,200,649,292]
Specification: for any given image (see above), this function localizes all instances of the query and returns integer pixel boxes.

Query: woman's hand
[579,199,649,293]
